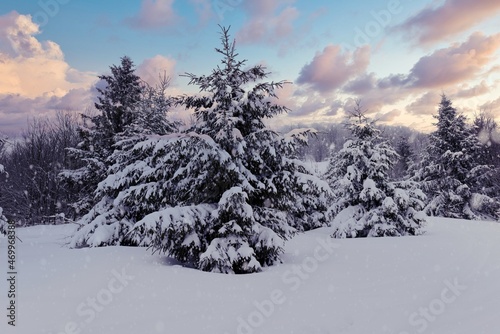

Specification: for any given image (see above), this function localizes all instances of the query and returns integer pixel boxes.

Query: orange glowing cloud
[0,12,95,98]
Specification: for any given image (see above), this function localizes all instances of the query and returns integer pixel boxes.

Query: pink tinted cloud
[297,45,370,93]
[288,94,329,117]
[243,0,295,17]
[236,0,299,45]
[406,91,442,116]
[272,84,344,118]
[455,81,490,98]
[344,73,377,94]
[136,55,177,87]
[294,32,500,120]
[408,32,500,88]
[396,0,500,45]
[0,89,93,136]
[125,0,180,30]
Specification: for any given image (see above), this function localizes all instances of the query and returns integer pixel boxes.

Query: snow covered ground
[1,217,499,334]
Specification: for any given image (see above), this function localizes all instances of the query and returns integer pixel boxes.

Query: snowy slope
[1,218,499,334]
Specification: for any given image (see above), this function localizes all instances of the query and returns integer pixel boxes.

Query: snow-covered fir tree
[68,75,178,247]
[472,112,500,206]
[71,27,330,274]
[176,27,329,272]
[94,56,143,140]
[418,95,500,219]
[391,135,413,180]
[125,74,178,137]
[60,56,144,217]
[326,103,427,238]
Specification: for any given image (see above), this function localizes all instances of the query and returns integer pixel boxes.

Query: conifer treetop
[95,56,143,136]
[344,100,379,141]
[181,26,290,141]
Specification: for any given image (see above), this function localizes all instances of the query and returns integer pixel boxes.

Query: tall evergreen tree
[326,103,426,238]
[177,26,329,272]
[70,27,330,274]
[472,112,500,217]
[392,135,413,180]
[94,56,143,142]
[418,95,499,219]
[61,56,143,217]
[472,111,498,166]
[68,75,177,247]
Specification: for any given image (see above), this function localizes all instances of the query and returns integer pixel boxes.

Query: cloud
[0,12,96,99]
[288,94,329,117]
[340,33,500,114]
[0,12,62,59]
[344,73,377,94]
[271,84,344,119]
[242,0,295,17]
[480,96,500,115]
[373,109,402,123]
[0,12,96,135]
[407,32,500,88]
[293,32,500,127]
[340,32,500,107]
[406,91,442,116]
[189,0,213,25]
[297,45,370,93]
[136,55,177,87]
[344,83,406,117]
[274,83,296,110]
[0,89,93,136]
[46,88,93,111]
[125,0,180,30]
[395,0,500,45]
[324,100,344,117]
[454,81,491,98]
[236,0,299,45]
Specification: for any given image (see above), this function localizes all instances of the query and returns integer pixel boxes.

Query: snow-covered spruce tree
[418,95,500,219]
[127,27,329,273]
[326,103,426,238]
[125,73,178,137]
[68,76,178,248]
[472,112,500,202]
[391,135,413,180]
[60,56,143,217]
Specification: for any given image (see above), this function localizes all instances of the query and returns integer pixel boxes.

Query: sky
[0,0,499,136]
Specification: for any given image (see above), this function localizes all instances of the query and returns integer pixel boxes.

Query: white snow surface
[1,218,499,334]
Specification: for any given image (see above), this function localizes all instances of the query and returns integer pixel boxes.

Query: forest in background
[1,104,498,225]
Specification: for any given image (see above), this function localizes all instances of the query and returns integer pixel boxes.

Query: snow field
[0,217,499,334]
